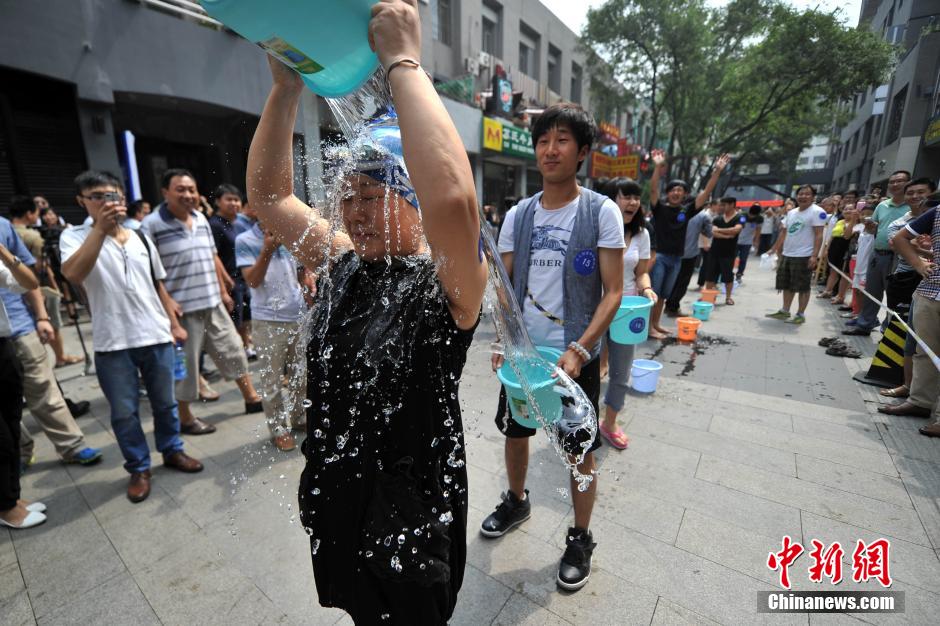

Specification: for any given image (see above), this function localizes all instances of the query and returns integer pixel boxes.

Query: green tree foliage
[582,0,896,180]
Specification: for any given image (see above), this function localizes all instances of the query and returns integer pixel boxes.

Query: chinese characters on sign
[589,152,640,179]
[482,117,534,160]
[767,537,892,590]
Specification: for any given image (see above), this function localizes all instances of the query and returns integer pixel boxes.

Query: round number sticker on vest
[819,211,827,220]
[677,212,687,223]
[573,250,597,276]
[629,317,646,333]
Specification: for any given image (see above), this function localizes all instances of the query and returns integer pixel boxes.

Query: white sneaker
[0,510,47,529]
[26,502,46,513]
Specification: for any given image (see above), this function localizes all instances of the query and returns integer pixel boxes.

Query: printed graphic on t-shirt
[530,225,570,262]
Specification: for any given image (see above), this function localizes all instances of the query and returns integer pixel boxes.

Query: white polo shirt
[60,225,173,352]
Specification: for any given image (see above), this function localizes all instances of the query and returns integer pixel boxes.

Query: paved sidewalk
[3,258,939,625]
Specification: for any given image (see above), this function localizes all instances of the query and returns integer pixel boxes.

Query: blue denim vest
[511,188,605,358]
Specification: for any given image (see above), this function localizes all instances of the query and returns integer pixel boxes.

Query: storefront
[481,116,537,212]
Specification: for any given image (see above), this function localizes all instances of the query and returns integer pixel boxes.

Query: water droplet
[390,555,402,573]
[439,511,453,524]
[397,533,406,545]
[311,538,321,554]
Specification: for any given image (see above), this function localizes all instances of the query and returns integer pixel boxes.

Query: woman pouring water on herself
[246,2,486,623]
[599,178,654,449]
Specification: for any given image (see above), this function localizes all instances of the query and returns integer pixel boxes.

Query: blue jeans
[603,335,636,412]
[650,253,683,299]
[95,343,183,473]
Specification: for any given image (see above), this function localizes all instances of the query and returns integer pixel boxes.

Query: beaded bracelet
[567,341,591,363]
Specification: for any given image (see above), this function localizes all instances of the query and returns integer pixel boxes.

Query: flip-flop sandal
[725,298,735,305]
[599,424,629,450]
[818,337,840,347]
[55,355,84,368]
[816,291,833,298]
[879,385,910,398]
[826,344,862,358]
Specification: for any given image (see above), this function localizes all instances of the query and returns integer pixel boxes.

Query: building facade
[829,0,940,192]
[0,0,616,222]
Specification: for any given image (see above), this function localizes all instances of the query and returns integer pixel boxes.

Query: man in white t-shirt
[61,171,204,504]
[235,223,307,452]
[482,103,624,592]
[766,185,827,324]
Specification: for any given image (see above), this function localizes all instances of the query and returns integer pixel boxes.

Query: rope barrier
[826,260,940,372]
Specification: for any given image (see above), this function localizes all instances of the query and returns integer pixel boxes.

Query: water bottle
[173,342,187,382]
[199,0,379,97]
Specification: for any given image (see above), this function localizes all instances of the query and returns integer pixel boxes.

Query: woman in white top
[599,178,655,449]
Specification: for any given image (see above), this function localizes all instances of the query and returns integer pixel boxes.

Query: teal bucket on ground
[630,359,663,394]
[497,347,563,429]
[199,0,379,98]
[610,295,653,345]
[692,301,714,321]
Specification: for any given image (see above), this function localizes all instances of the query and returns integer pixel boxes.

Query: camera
[104,191,122,202]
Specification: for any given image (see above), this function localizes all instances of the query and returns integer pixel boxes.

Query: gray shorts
[176,303,249,402]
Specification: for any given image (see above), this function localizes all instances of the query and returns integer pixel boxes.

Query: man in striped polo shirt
[142,169,263,434]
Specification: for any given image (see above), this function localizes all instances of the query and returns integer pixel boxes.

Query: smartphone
[104,191,122,202]
[855,201,866,211]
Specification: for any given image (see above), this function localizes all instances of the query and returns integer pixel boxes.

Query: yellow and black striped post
[853,316,906,387]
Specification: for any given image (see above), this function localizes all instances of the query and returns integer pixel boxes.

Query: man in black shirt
[705,197,744,305]
[647,150,730,338]
[209,184,255,359]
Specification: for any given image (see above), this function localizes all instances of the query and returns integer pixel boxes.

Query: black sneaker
[480,490,530,538]
[66,398,90,418]
[557,527,596,591]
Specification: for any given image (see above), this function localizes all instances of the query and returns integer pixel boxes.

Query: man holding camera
[61,171,203,503]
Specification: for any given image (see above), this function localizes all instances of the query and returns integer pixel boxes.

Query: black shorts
[704,254,735,284]
[827,237,850,270]
[495,356,602,454]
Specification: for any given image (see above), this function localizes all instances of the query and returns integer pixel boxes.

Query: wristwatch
[7,254,22,268]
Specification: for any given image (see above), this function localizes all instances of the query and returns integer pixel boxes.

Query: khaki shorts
[775,256,812,293]
[176,303,249,402]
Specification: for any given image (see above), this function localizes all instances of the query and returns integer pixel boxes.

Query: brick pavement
[2,257,939,625]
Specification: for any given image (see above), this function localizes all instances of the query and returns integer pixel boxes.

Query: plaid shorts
[775,256,812,293]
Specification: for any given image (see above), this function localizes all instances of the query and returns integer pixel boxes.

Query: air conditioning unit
[464,56,480,75]
[478,51,492,68]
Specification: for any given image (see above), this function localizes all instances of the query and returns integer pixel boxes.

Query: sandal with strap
[826,344,862,358]
[879,385,910,399]
[818,337,840,347]
[599,423,629,450]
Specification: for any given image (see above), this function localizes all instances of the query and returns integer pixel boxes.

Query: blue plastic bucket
[692,301,713,321]
[200,0,379,98]
[497,347,563,429]
[630,359,663,394]
[610,295,653,345]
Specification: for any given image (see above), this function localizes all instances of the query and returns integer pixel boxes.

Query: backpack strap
[134,229,159,291]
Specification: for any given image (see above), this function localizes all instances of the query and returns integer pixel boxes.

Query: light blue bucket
[497,347,563,429]
[692,301,713,321]
[200,0,379,98]
[630,359,663,394]
[610,295,654,345]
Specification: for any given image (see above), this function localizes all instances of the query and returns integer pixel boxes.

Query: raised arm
[649,149,666,207]
[371,0,486,329]
[695,154,731,209]
[246,58,350,271]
